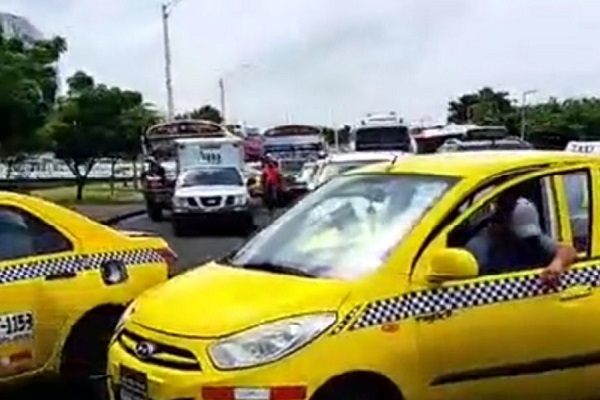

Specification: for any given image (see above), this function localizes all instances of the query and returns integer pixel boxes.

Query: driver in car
[464,189,576,286]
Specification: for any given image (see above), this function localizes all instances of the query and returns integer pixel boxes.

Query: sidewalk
[69,204,144,222]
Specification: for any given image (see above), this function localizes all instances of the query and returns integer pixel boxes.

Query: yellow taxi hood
[130,262,351,337]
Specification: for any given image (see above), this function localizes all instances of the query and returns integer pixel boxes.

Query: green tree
[0,28,66,176]
[46,71,156,200]
[447,87,518,133]
[526,97,600,149]
[176,104,223,123]
[322,127,336,145]
[113,102,160,190]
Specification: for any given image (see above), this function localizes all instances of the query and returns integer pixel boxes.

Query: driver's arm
[464,231,490,274]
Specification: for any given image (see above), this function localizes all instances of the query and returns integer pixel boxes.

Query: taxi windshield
[230,173,457,280]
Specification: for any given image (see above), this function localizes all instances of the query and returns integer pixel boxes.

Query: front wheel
[146,199,163,222]
[172,219,189,237]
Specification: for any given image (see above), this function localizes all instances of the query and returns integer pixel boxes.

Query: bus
[411,124,510,154]
[263,124,326,202]
[351,112,417,153]
[225,123,264,162]
[141,119,236,220]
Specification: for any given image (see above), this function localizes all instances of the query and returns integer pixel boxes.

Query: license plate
[119,366,148,400]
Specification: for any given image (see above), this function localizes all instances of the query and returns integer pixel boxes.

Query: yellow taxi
[0,191,174,388]
[108,150,597,400]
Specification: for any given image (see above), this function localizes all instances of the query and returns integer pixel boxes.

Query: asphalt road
[116,207,282,273]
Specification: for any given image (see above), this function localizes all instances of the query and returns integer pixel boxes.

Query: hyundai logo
[134,341,157,359]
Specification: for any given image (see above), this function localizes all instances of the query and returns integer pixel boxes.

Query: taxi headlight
[113,302,136,336]
[208,313,336,370]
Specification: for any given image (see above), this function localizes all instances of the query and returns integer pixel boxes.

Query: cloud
[3,0,600,127]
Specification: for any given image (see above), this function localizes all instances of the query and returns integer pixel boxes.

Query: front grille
[112,384,195,400]
[117,330,201,371]
[187,198,198,207]
[200,196,222,207]
[225,195,235,205]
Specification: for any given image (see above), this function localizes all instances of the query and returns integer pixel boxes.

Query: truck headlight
[234,195,247,205]
[173,197,188,207]
[208,313,336,370]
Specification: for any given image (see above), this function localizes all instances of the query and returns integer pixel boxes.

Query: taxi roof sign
[565,141,600,154]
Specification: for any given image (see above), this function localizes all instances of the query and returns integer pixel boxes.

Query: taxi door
[0,200,78,377]
[545,167,600,399]
[0,210,41,378]
[410,166,595,400]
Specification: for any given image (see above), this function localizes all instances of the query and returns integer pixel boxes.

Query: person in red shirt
[261,157,283,212]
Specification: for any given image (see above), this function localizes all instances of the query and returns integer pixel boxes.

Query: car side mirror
[426,248,478,283]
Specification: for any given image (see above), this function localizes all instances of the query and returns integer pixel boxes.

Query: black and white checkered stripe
[329,305,362,335]
[349,266,600,331]
[0,248,164,285]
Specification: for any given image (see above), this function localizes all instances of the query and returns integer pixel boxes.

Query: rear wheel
[60,308,123,400]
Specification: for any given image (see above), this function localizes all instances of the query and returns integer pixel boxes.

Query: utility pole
[161,0,184,121]
[520,89,538,140]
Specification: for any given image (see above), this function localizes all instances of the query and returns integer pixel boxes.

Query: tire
[146,199,163,222]
[60,309,122,400]
[172,219,187,237]
[312,373,402,400]
[240,213,256,236]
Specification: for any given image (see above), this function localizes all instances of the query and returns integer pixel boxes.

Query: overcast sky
[4,0,600,127]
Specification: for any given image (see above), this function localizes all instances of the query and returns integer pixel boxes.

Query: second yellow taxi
[0,191,175,393]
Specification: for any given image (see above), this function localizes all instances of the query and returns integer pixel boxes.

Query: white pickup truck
[170,137,253,235]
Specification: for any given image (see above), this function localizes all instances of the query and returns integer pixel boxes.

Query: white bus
[351,112,417,153]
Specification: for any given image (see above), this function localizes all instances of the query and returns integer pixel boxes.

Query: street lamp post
[520,89,538,140]
[218,77,225,122]
[161,0,184,121]
[219,63,252,124]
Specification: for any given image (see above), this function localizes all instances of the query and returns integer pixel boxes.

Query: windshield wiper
[235,262,318,278]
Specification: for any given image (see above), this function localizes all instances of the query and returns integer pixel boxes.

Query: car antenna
[386,155,398,171]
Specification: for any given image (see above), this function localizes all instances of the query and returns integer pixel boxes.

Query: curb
[101,209,146,225]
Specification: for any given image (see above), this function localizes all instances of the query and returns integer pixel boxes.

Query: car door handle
[560,285,592,301]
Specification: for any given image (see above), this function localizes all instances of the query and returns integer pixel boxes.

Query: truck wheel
[241,213,256,236]
[146,201,163,222]
[172,220,187,237]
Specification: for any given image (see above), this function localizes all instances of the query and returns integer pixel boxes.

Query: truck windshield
[180,167,243,187]
[355,126,411,151]
[229,173,458,280]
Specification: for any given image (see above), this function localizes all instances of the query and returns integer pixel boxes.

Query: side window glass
[449,177,557,276]
[0,206,73,263]
[561,172,590,254]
